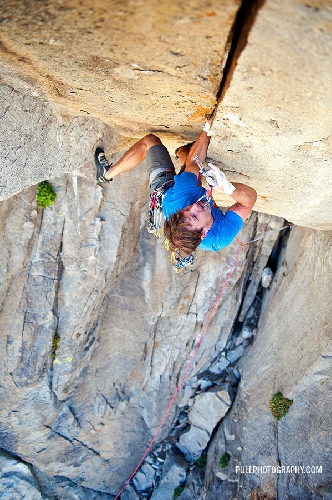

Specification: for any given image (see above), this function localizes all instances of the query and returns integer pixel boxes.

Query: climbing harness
[147,178,197,273]
[163,156,216,273]
[146,179,174,238]
[146,175,200,273]
[114,221,292,499]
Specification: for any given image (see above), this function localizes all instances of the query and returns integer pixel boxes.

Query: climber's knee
[143,134,163,150]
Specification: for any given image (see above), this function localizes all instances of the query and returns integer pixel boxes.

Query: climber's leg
[146,143,175,194]
[95,134,163,182]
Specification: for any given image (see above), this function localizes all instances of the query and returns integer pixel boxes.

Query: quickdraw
[193,154,214,201]
[164,237,196,273]
[171,252,196,273]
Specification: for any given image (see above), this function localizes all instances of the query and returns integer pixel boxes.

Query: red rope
[114,242,244,499]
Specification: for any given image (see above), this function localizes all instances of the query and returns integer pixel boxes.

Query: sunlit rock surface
[209,0,332,229]
[0,0,331,498]
[0,0,331,231]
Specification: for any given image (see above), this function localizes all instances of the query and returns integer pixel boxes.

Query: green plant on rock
[37,181,56,208]
[218,452,230,469]
[172,483,185,499]
[269,392,293,420]
[52,334,60,359]
[195,454,207,468]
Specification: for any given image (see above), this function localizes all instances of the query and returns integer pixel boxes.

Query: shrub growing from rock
[218,452,230,469]
[195,454,207,468]
[37,180,56,208]
[269,392,293,420]
[173,483,185,498]
[52,334,60,359]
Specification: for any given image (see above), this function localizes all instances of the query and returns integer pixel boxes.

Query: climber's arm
[204,162,257,221]
[224,183,257,221]
[184,121,213,177]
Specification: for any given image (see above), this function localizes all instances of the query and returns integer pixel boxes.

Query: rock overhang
[0,0,331,230]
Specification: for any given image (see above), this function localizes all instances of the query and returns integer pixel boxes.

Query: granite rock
[205,227,332,499]
[150,464,186,500]
[177,384,233,461]
[0,450,42,500]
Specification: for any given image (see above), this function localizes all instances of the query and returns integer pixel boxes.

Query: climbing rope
[114,243,243,499]
[237,223,292,245]
[114,222,292,498]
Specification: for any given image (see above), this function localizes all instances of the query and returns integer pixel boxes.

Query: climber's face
[182,201,213,234]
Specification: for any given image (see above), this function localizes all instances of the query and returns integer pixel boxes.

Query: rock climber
[94,120,257,270]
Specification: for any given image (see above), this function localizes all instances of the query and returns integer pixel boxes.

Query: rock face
[0,0,331,499]
[0,0,238,136]
[177,384,234,462]
[0,0,331,230]
[205,227,332,499]
[0,83,120,200]
[0,450,42,500]
[0,0,240,201]
[0,159,284,497]
[150,464,186,500]
[209,0,332,230]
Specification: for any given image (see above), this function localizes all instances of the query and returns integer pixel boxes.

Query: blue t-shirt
[162,172,243,252]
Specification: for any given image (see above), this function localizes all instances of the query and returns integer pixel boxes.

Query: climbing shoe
[94,147,112,183]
